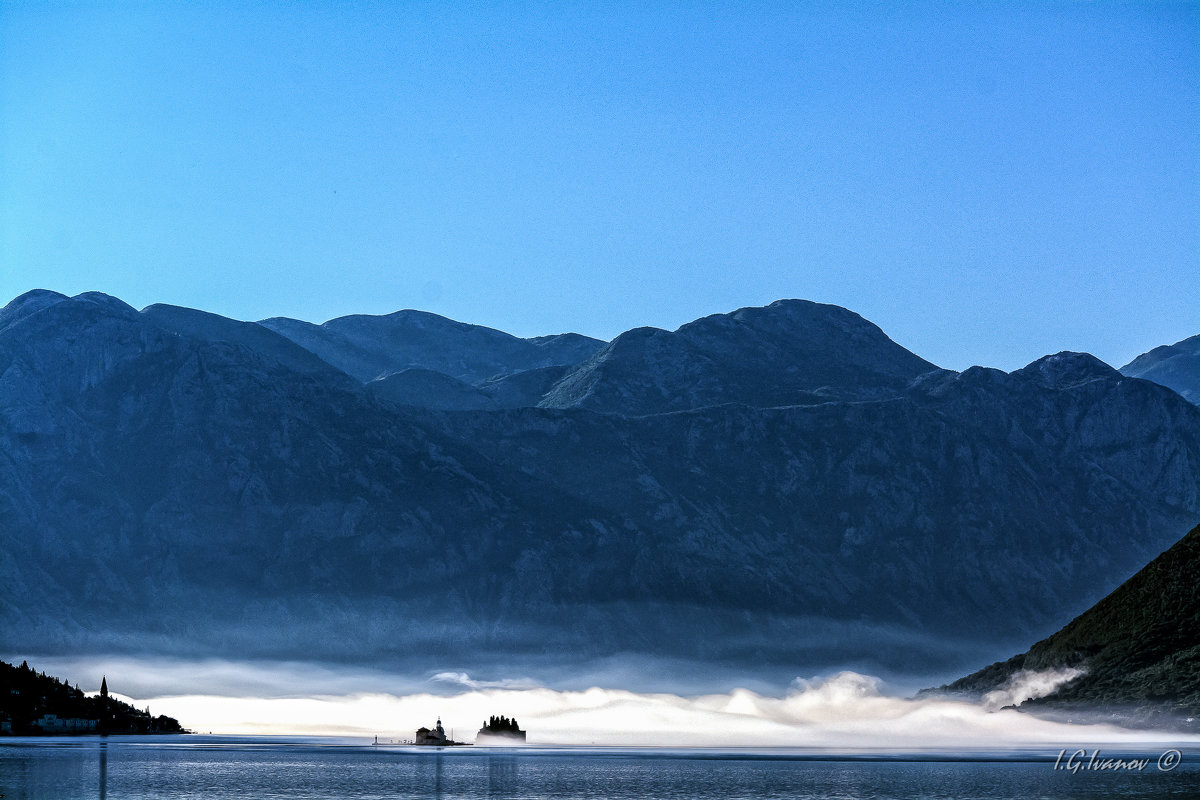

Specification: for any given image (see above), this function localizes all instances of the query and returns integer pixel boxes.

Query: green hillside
[940,524,1200,728]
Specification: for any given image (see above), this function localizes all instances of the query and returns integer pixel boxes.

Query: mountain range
[1,289,1198,689]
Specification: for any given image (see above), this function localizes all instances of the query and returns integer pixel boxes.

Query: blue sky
[1,1,1196,371]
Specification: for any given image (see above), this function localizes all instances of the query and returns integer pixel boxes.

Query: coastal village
[0,659,184,736]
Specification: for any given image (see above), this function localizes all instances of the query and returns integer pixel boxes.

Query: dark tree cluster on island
[0,659,185,735]
[482,714,522,734]
[477,714,526,741]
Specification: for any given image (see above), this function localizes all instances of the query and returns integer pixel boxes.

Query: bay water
[1,736,1197,799]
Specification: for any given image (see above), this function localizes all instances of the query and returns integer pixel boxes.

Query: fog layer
[75,663,1197,748]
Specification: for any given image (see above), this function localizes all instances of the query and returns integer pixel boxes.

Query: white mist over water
[102,667,1193,748]
[982,667,1086,712]
[15,656,1194,747]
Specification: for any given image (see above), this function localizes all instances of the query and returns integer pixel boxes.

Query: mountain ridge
[538,299,940,414]
[2,290,1198,691]
[259,308,604,384]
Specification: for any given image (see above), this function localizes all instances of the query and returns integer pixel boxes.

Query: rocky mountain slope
[0,291,620,659]
[2,290,1198,686]
[1121,334,1200,405]
[434,350,1200,649]
[934,523,1200,729]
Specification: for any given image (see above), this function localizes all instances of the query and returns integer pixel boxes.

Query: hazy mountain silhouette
[1121,334,1200,405]
[259,309,603,384]
[2,290,1198,688]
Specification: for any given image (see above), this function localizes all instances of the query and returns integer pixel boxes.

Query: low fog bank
[7,640,1006,704]
[153,671,1200,747]
[12,656,1196,747]
[4,608,1030,697]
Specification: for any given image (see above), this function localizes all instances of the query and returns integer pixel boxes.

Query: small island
[476,714,526,744]
[414,717,468,746]
[0,659,185,735]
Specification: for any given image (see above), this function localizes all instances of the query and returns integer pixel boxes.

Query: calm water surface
[1,737,1197,799]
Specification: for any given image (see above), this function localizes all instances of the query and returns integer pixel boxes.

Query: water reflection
[414,751,445,799]
[487,753,519,797]
[1,739,1195,800]
[98,741,107,800]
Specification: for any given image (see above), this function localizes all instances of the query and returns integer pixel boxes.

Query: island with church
[0,658,185,735]
[414,716,469,746]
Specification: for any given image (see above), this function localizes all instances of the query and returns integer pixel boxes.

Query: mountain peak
[0,289,69,332]
[1013,351,1118,389]
[0,290,143,339]
[327,308,484,335]
[71,292,137,314]
[5,288,68,306]
[752,297,877,325]
[681,299,878,337]
[540,299,938,414]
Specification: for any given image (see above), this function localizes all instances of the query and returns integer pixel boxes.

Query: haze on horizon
[18,655,1200,747]
[2,2,1197,372]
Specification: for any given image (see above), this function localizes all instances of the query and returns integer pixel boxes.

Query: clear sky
[1,1,1196,371]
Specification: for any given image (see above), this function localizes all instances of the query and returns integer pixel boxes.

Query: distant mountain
[2,290,1199,689]
[1121,334,1200,405]
[358,298,932,414]
[142,303,355,384]
[368,368,495,410]
[474,365,572,409]
[539,299,938,414]
[934,523,1200,729]
[259,310,604,384]
[369,365,572,411]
